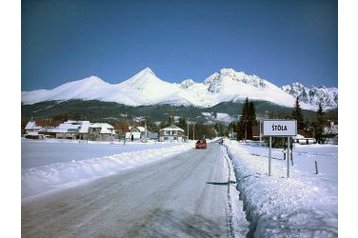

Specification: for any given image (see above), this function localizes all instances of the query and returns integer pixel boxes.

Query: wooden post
[290,139,294,165]
[291,150,294,166]
[315,161,319,174]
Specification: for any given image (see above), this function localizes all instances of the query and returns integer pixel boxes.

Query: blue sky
[21,0,337,91]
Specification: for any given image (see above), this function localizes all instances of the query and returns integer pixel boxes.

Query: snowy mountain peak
[180,79,195,89]
[281,83,338,110]
[21,67,337,111]
[120,67,168,91]
[78,76,107,85]
[204,68,268,93]
[138,67,156,76]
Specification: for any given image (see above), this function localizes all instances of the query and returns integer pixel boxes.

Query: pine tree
[291,97,305,130]
[237,98,256,140]
[315,102,325,143]
[177,118,187,134]
[247,101,256,139]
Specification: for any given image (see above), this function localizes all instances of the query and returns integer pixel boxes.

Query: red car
[195,140,207,149]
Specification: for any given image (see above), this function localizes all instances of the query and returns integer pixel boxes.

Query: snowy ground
[22,139,195,202]
[22,140,248,238]
[22,138,338,237]
[224,139,338,237]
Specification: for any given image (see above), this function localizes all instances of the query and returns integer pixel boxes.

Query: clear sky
[21,0,337,91]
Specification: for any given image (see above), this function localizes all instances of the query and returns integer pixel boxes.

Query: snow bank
[22,143,193,202]
[224,140,337,237]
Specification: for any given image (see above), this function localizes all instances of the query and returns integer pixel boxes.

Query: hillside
[21,99,337,124]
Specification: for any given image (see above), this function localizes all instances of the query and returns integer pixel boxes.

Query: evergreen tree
[291,97,305,130]
[247,101,256,139]
[215,123,227,137]
[194,124,216,140]
[315,102,325,143]
[236,98,256,140]
[177,118,188,135]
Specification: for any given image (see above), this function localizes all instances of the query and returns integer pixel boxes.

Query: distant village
[23,119,189,143]
[22,116,338,145]
[21,97,338,145]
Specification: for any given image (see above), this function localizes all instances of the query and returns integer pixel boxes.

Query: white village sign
[262,119,297,178]
[263,120,297,137]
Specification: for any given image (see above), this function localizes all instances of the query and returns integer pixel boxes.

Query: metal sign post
[259,119,262,146]
[287,137,290,178]
[262,120,297,178]
[269,137,272,176]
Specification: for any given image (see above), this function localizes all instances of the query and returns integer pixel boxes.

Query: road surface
[22,142,246,237]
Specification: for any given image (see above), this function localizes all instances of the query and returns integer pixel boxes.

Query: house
[24,121,42,134]
[24,121,44,139]
[147,131,159,140]
[54,120,84,139]
[293,134,316,144]
[89,123,116,141]
[80,122,116,141]
[159,125,185,142]
[125,126,147,141]
[45,120,116,141]
[324,121,338,135]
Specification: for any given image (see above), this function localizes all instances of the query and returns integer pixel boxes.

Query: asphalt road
[22,142,243,238]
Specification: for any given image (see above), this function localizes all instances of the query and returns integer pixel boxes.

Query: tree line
[22,97,332,144]
[234,96,330,144]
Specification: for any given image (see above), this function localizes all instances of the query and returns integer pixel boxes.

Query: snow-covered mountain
[281,82,338,110]
[21,67,336,111]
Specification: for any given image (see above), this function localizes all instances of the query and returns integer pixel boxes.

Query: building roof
[128,126,147,132]
[54,122,81,133]
[42,120,116,135]
[25,121,42,130]
[79,121,90,133]
[91,123,115,134]
[160,125,184,132]
[136,126,146,132]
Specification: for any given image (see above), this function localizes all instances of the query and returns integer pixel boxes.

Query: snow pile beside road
[225,140,337,237]
[22,143,193,201]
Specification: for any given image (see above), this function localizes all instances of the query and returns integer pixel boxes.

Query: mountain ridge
[21,67,338,111]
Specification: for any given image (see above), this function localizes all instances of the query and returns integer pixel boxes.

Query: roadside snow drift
[22,142,193,202]
[225,140,337,238]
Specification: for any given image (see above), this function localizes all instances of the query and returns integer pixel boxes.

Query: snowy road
[22,142,247,237]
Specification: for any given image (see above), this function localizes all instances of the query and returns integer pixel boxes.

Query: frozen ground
[224,140,338,237]
[21,138,183,169]
[22,141,248,238]
[22,139,194,201]
[21,138,337,237]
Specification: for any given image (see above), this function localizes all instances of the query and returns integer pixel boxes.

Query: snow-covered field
[224,140,338,237]
[21,139,194,202]
[21,137,338,237]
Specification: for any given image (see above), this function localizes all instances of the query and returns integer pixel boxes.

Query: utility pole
[192,123,195,140]
[187,121,189,141]
[287,137,290,178]
[244,119,248,143]
[259,118,262,146]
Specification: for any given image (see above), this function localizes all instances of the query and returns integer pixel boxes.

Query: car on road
[195,140,207,149]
